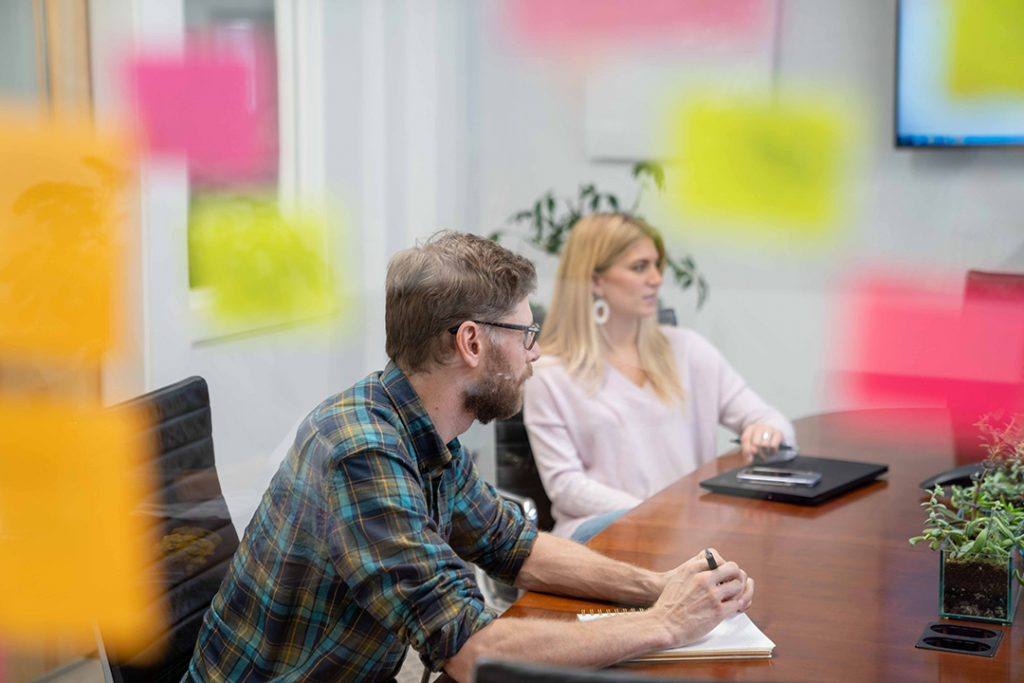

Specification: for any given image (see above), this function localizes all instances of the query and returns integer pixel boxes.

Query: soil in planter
[943,557,1009,620]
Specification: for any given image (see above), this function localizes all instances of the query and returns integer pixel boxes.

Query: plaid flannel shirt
[186,361,538,681]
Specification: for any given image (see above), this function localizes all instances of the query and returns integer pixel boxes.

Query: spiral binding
[579,607,647,614]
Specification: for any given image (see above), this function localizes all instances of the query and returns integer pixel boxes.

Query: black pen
[730,438,795,451]
[704,548,717,570]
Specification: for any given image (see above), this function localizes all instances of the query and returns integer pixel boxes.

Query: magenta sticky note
[126,45,272,182]
[831,271,1024,452]
[507,0,771,47]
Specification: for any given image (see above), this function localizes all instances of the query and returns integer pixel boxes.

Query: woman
[523,214,795,542]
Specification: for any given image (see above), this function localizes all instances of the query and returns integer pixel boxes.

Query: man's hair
[385,231,536,373]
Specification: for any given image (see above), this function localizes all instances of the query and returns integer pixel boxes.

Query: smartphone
[736,466,822,487]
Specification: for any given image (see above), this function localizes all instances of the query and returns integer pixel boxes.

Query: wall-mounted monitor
[897,0,1024,147]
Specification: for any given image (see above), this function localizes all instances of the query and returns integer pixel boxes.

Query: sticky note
[188,196,336,325]
[664,95,848,239]
[832,273,1024,442]
[507,0,770,47]
[0,112,129,360]
[126,41,273,182]
[0,400,163,654]
[948,0,1024,96]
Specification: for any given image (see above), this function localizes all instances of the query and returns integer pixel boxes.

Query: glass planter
[939,548,1022,624]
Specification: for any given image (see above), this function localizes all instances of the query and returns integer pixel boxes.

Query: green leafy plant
[489,162,708,308]
[909,413,1024,583]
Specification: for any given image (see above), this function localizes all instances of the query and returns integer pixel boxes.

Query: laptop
[699,455,888,505]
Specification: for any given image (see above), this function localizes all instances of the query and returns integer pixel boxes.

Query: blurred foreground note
[189,196,336,327]
[126,43,270,181]
[948,0,1024,97]
[507,0,771,48]
[664,95,849,244]
[833,272,1024,440]
[0,111,129,360]
[0,400,163,656]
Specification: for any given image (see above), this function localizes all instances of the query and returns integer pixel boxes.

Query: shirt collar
[380,360,455,476]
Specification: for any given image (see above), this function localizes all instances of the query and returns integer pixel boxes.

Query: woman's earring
[592,297,610,325]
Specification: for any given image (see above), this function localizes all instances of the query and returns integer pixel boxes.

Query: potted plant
[489,161,708,315]
[909,413,1024,624]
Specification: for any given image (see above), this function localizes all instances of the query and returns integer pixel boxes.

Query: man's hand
[648,548,755,645]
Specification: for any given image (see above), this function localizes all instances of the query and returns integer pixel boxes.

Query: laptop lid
[699,455,888,506]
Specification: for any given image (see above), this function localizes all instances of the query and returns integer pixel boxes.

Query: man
[187,232,754,682]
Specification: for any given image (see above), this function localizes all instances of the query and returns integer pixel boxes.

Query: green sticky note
[188,196,336,325]
[949,0,1024,97]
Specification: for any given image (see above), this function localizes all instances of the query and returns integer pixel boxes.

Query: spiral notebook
[577,609,775,662]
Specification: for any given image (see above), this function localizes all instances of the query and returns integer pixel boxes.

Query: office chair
[474,659,710,683]
[97,377,239,683]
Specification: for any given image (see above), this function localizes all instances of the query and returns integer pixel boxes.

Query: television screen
[897,0,1024,147]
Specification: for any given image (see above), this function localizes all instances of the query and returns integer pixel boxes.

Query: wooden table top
[502,409,1023,682]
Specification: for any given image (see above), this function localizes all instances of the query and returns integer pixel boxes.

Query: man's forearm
[513,532,664,605]
[444,612,673,683]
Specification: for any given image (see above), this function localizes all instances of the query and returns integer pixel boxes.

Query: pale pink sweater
[523,327,796,538]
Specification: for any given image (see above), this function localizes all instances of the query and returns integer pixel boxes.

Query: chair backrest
[475,659,711,683]
[949,271,1024,462]
[495,306,678,532]
[99,377,239,683]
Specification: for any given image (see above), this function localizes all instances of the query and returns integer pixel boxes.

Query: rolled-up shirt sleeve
[447,447,538,585]
[325,447,493,672]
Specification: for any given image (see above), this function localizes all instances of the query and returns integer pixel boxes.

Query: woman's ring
[761,431,771,443]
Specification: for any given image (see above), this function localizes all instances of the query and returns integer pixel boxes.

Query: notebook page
[577,612,775,658]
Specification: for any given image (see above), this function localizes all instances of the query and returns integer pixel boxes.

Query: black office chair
[97,377,239,683]
[474,659,711,683]
[495,305,679,533]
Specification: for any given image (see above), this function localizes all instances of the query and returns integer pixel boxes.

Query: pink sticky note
[832,271,1024,457]
[125,33,276,183]
[507,0,770,47]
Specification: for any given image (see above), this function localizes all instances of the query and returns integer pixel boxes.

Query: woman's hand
[740,423,785,462]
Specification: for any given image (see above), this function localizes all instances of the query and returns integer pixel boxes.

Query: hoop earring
[592,297,610,325]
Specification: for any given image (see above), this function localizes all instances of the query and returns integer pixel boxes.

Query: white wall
[468,0,1024,455]
[96,0,482,532]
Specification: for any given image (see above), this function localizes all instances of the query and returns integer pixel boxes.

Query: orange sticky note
[0,111,130,360]
[0,400,164,654]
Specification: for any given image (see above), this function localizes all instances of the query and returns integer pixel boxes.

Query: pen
[704,548,717,570]
[730,438,795,451]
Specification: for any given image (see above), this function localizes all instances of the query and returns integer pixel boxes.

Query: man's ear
[451,322,484,369]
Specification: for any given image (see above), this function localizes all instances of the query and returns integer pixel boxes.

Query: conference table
[501,409,1023,681]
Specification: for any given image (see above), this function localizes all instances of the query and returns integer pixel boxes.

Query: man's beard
[463,349,530,424]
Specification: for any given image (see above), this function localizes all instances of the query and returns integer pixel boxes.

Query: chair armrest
[494,487,538,526]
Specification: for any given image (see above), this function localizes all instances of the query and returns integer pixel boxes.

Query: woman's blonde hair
[539,213,683,403]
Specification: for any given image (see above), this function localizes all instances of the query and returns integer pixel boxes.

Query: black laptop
[699,455,888,505]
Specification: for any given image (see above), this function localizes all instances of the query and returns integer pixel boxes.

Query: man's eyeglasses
[448,320,541,351]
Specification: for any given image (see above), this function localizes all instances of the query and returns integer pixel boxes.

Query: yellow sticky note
[188,195,337,325]
[664,95,847,239]
[0,400,164,655]
[949,0,1024,96]
[0,111,130,360]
